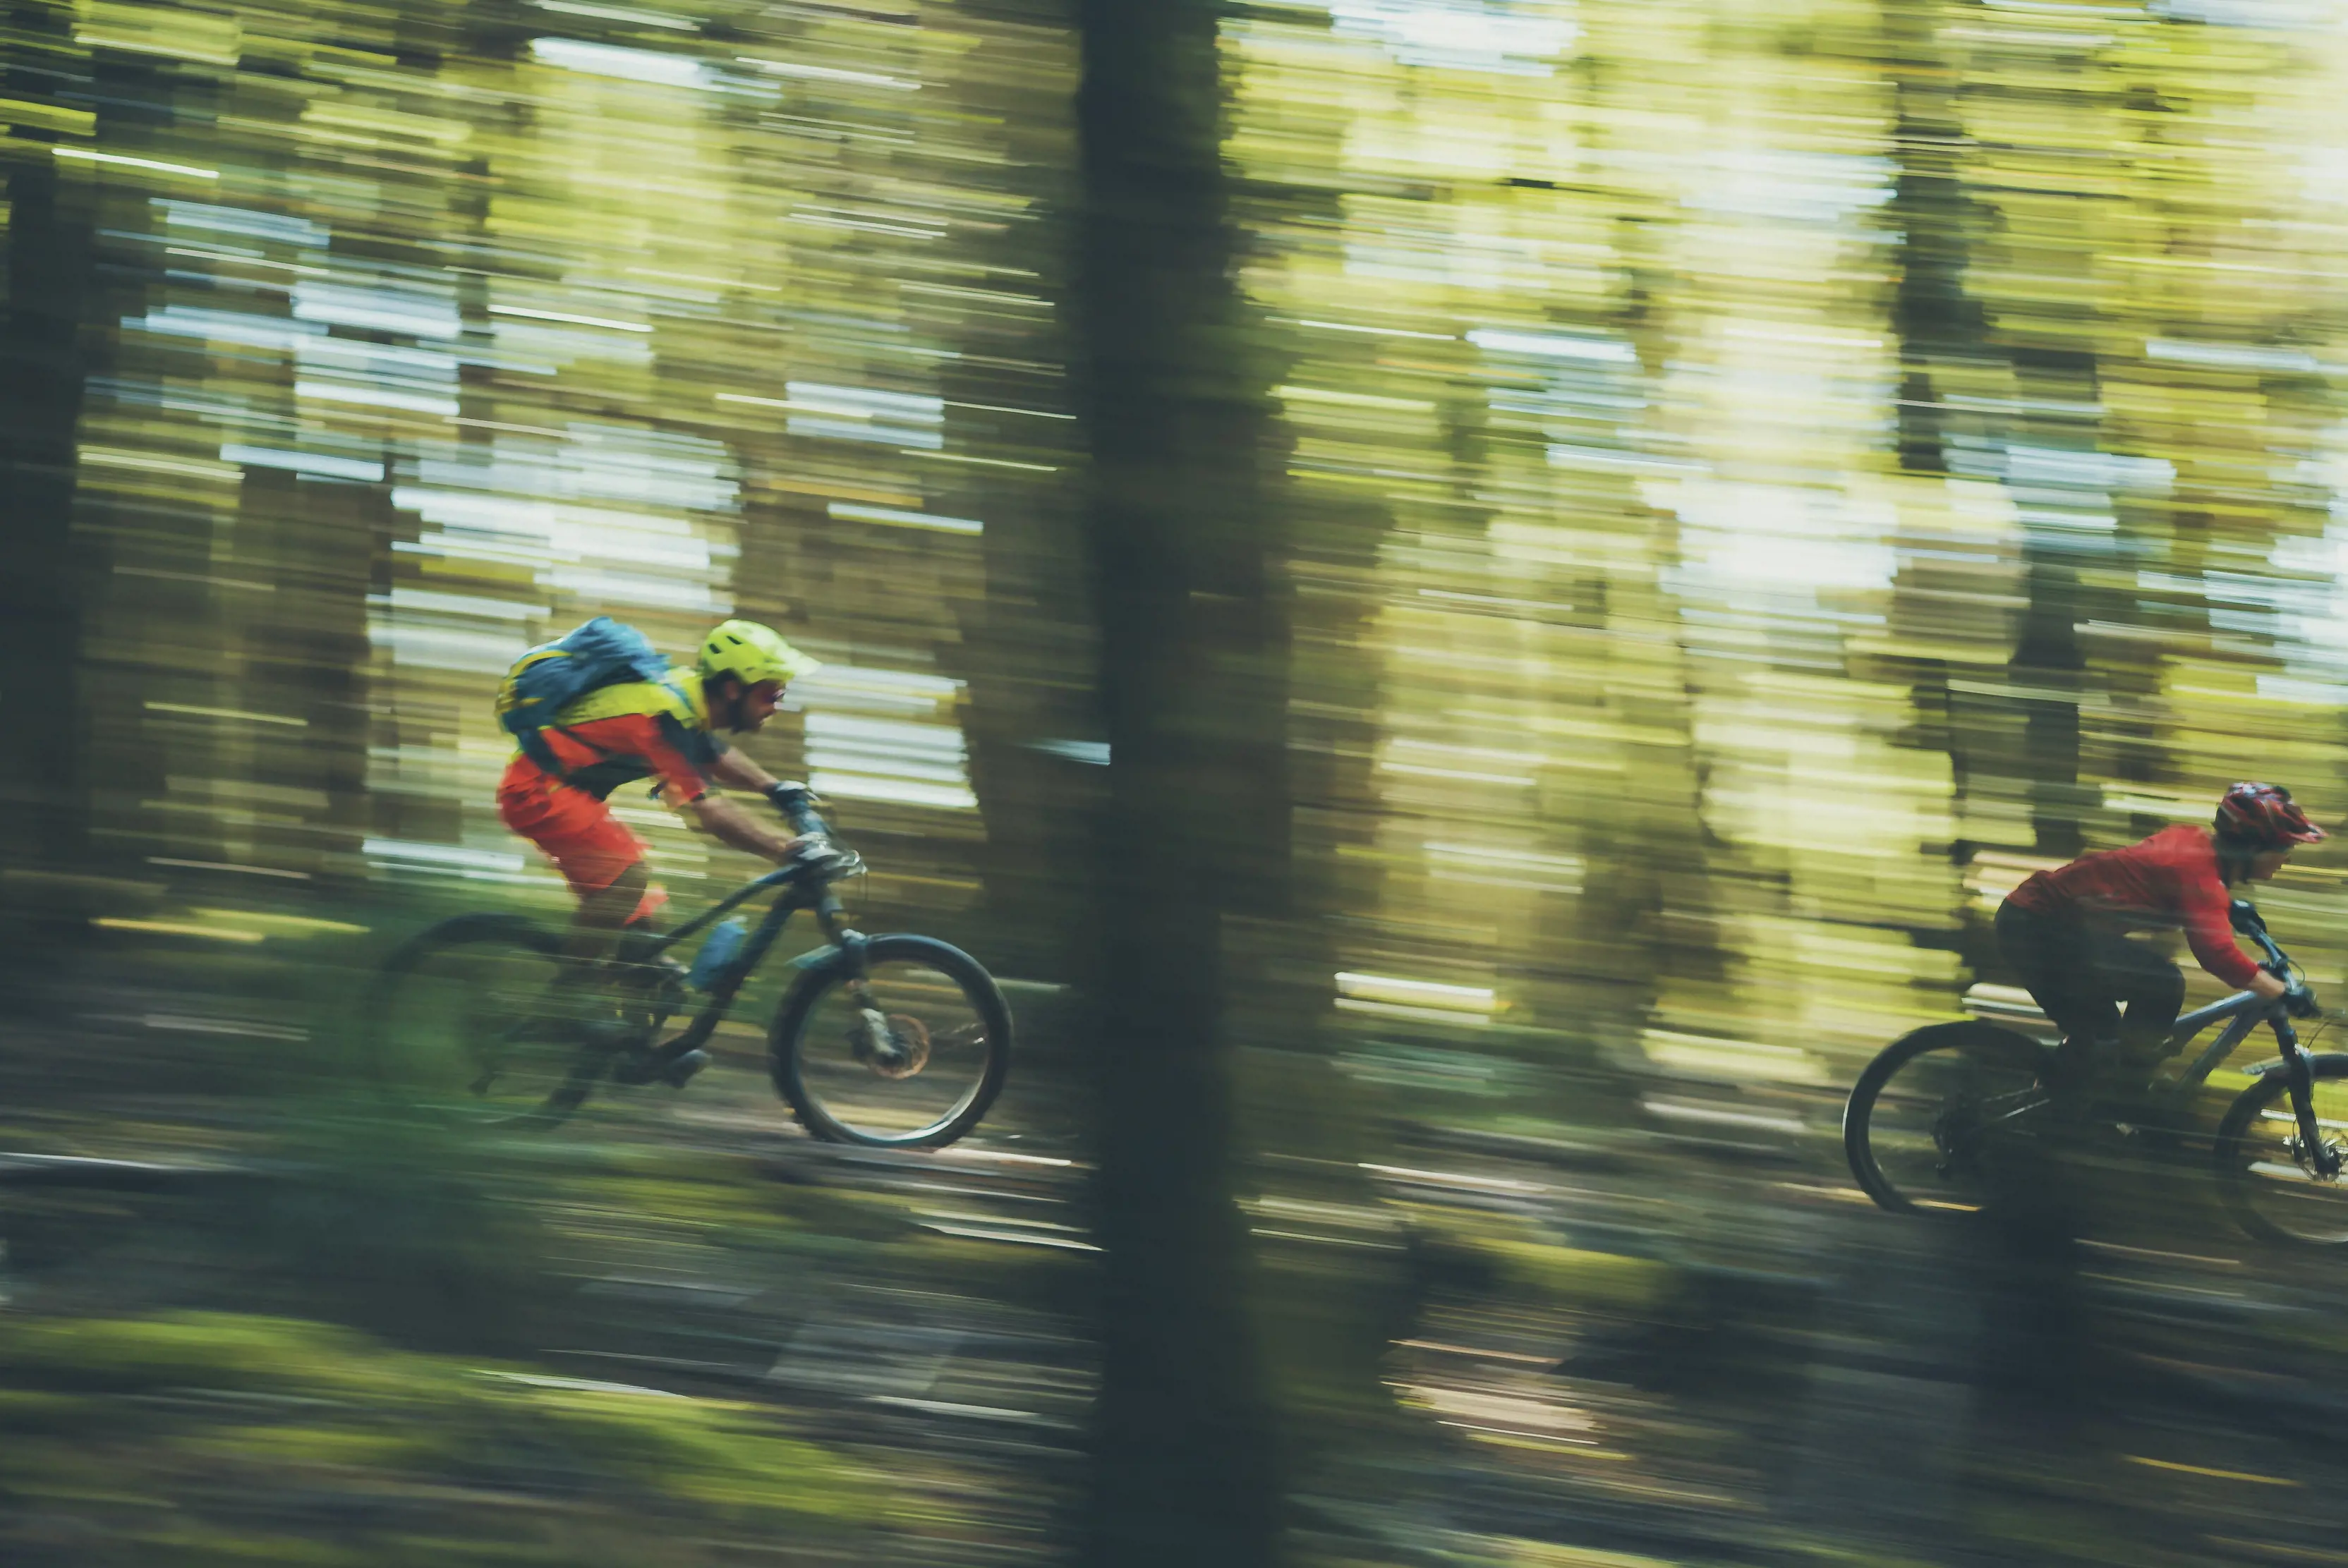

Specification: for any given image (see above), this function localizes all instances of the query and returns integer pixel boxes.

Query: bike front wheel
[770,934,1012,1149]
[1844,1022,2056,1215]
[370,914,603,1126]
[2213,1053,2348,1247]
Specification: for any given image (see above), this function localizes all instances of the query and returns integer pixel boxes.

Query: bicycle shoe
[612,1043,710,1088]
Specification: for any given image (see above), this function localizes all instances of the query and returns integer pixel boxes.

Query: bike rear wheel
[1844,1022,2055,1215]
[371,914,603,1126]
[771,934,1011,1149]
[2213,1054,2348,1247]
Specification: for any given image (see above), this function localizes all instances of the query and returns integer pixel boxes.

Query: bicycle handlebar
[2216,901,2323,1027]
[2231,899,2293,973]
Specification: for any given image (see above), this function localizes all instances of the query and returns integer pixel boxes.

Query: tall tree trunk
[1074,0,1286,1562]
[0,157,94,1004]
[0,4,93,909]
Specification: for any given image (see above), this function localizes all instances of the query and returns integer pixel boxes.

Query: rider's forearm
[2248,969,2289,1002]
[708,748,781,794]
[688,794,797,861]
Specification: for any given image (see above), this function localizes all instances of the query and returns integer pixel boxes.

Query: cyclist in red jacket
[1995,782,2324,1104]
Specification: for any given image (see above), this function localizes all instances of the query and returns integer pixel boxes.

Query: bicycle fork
[2274,1019,2342,1179]
[842,948,913,1071]
[824,911,906,1071]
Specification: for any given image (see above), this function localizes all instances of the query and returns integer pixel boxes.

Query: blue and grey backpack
[495,616,682,771]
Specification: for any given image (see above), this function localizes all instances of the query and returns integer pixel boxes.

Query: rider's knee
[580,861,650,930]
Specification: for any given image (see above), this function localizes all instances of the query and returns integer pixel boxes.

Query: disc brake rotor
[2285,1131,2347,1181]
[849,1008,931,1080]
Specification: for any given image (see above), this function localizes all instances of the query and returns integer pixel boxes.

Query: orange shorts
[497,757,667,923]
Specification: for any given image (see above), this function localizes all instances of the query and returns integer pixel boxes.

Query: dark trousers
[1993,898,2186,1101]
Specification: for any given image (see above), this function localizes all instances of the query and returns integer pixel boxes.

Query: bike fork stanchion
[2277,1021,2342,1179]
[816,918,911,1076]
[833,925,897,1068]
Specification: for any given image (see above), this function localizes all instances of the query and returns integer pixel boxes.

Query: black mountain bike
[370,786,1012,1148]
[1844,899,2348,1246]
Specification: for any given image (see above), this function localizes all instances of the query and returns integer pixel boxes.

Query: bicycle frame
[628,864,867,1059]
[2168,988,2287,1088]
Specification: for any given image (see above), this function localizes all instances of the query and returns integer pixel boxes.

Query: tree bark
[0,157,95,1003]
[1074,0,1287,1562]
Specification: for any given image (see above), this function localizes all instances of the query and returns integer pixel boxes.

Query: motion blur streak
[6,0,2348,1563]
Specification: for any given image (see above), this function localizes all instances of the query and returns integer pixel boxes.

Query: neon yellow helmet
[698,619,821,688]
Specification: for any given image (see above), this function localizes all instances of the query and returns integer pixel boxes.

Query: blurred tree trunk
[1884,0,2083,861]
[1878,0,2091,1457]
[1896,0,2099,861]
[1887,0,1983,484]
[1073,0,1286,1562]
[0,156,94,1005]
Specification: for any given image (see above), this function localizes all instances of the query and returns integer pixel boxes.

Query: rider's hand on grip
[767,780,827,837]
[2285,978,2323,1019]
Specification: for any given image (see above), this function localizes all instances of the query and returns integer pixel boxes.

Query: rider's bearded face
[2250,847,2294,882]
[730,679,785,734]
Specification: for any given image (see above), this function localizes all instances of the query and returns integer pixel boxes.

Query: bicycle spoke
[1979,1093,2054,1127]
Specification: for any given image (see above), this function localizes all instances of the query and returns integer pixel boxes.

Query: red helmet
[2215,782,2326,849]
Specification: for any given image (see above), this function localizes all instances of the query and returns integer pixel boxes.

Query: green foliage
[229,1107,568,1354]
[0,1310,871,1565]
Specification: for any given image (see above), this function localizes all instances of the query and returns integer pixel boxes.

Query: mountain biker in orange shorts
[497,617,832,1083]
[1995,782,2323,1107]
